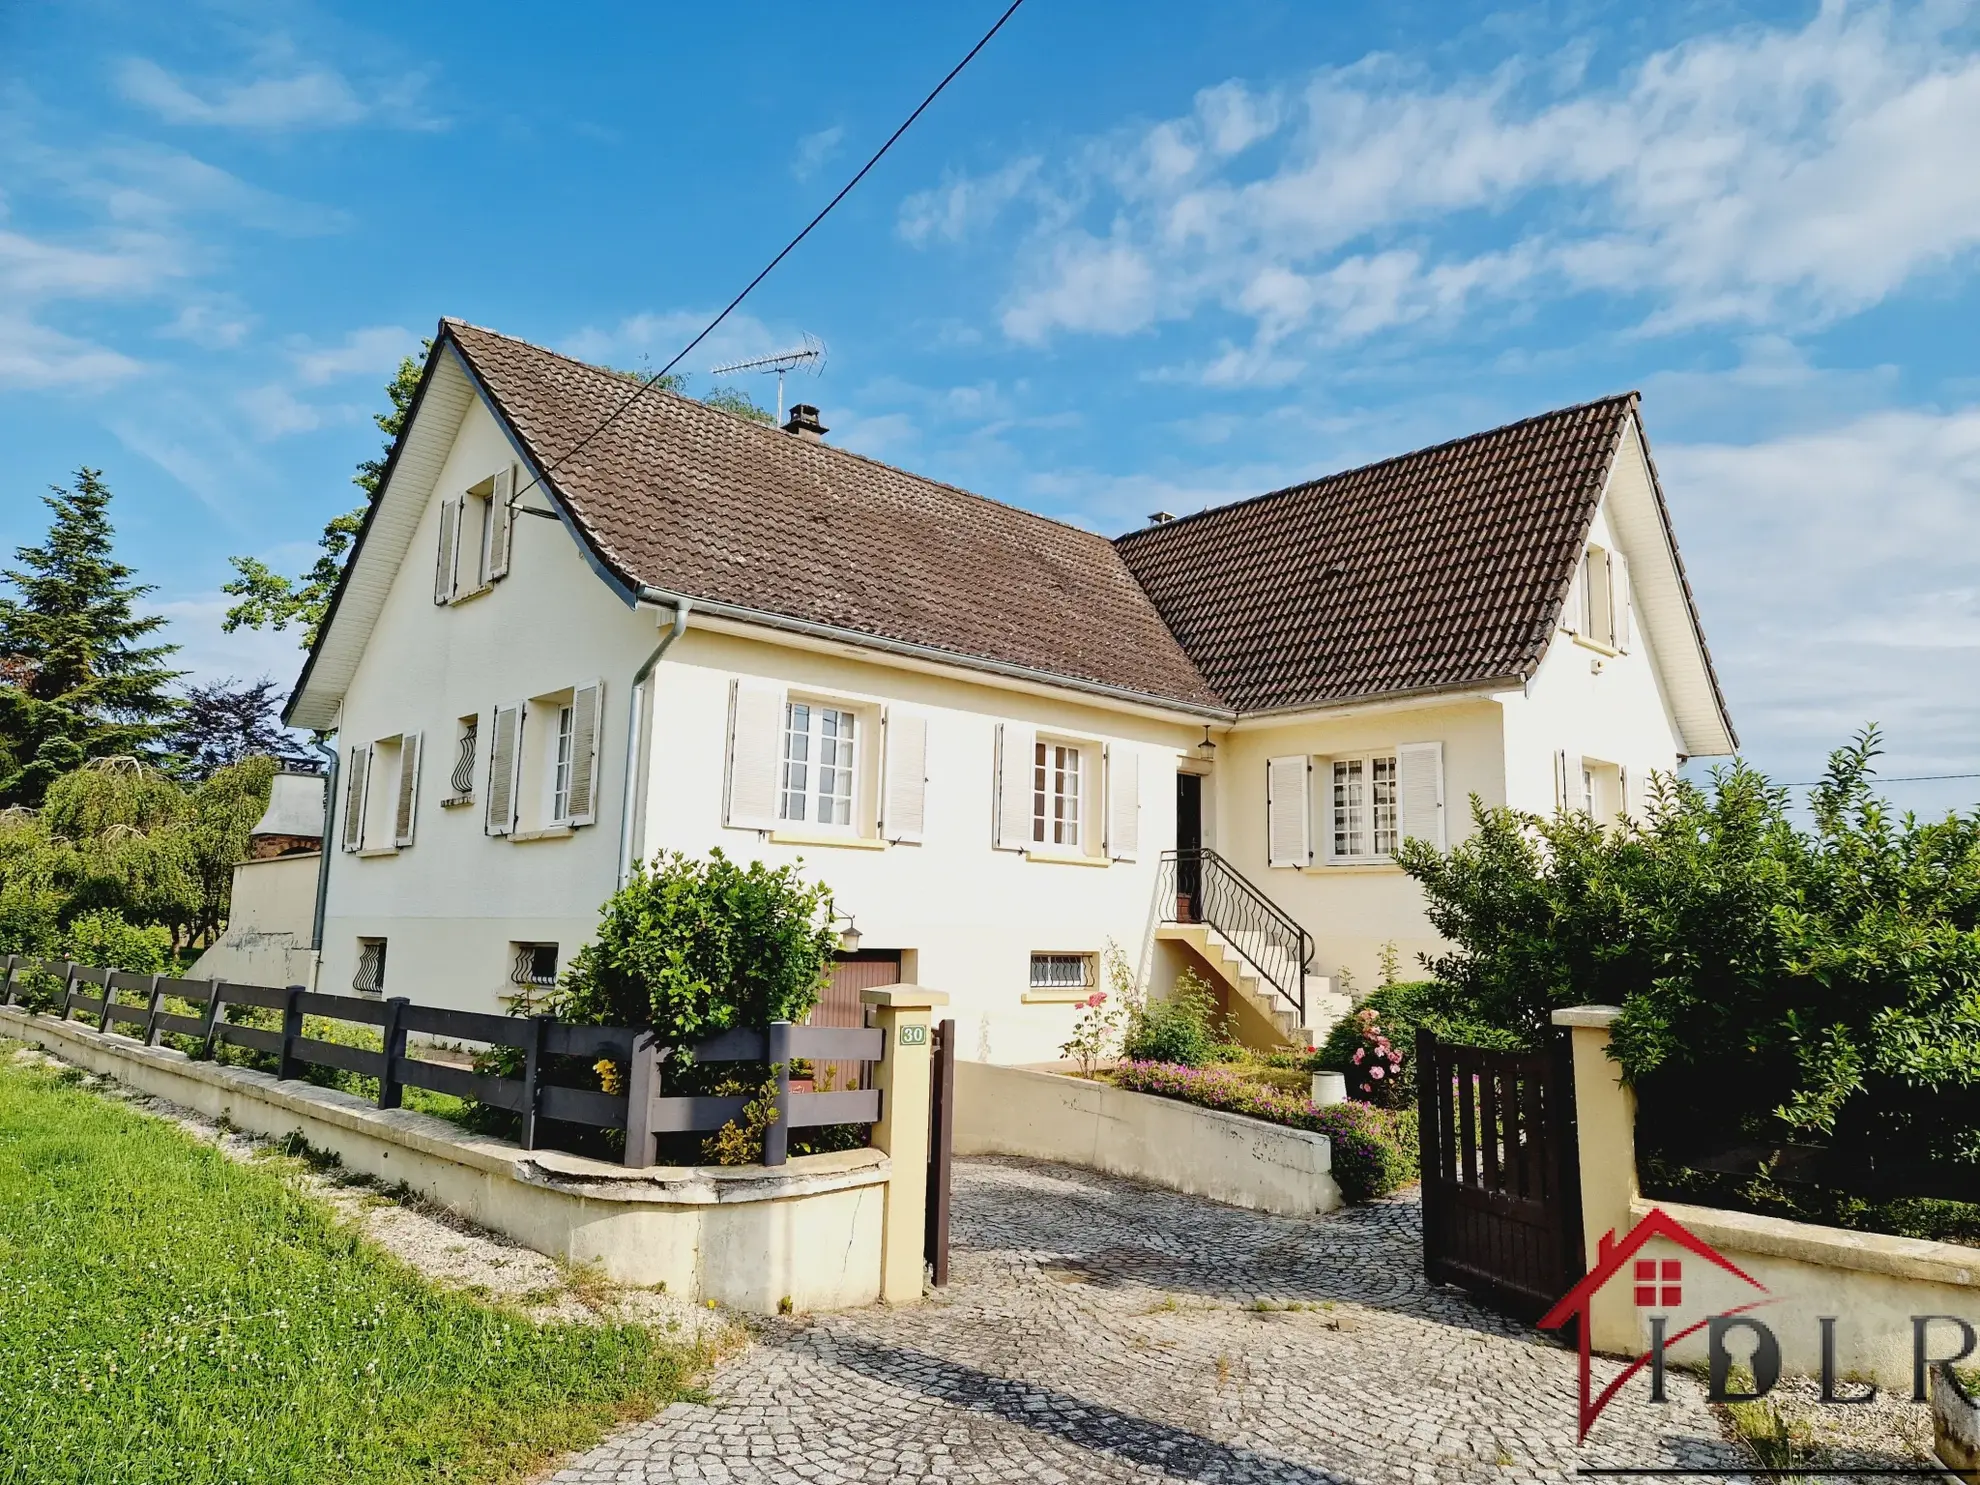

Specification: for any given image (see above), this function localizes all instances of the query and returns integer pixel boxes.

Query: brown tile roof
[1114,396,1641,713]
[443,320,1224,711]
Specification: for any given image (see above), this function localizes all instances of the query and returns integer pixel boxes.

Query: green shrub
[63,908,172,974]
[1314,980,1521,1102]
[1120,967,1226,1066]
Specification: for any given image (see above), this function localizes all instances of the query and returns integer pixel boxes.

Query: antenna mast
[708,335,826,423]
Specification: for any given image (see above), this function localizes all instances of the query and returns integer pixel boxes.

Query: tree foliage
[0,469,183,806]
[223,349,427,651]
[170,676,313,779]
[547,850,837,1062]
[1399,728,1980,1174]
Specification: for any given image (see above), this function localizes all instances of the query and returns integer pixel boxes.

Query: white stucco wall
[1212,696,1506,993]
[637,625,1197,1065]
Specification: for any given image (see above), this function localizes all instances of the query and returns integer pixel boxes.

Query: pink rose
[1369,1065,1385,1080]
[1351,1049,1364,1064]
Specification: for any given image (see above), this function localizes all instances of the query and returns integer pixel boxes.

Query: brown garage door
[810,951,900,1089]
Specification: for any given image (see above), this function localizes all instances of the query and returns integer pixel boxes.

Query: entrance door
[1175,773,1203,921]
[1418,1029,1584,1320]
[814,951,900,1089]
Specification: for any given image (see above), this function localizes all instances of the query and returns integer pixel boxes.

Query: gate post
[863,985,948,1305]
[1553,1006,1639,1355]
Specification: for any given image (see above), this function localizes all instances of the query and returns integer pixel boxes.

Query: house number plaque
[898,1024,928,1047]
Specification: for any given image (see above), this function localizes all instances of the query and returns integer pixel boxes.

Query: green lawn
[0,1055,708,1484]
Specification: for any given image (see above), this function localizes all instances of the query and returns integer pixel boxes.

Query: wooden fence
[1,955,882,1170]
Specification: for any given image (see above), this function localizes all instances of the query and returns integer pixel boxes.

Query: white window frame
[778,699,859,831]
[1323,751,1400,863]
[549,702,577,824]
[1031,739,1084,850]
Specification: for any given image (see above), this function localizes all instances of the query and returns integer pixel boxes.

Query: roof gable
[1114,396,1644,715]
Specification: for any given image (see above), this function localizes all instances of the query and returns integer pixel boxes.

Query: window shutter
[485,466,514,583]
[434,496,462,605]
[1106,745,1139,861]
[994,723,1033,850]
[1396,741,1445,851]
[341,745,369,852]
[1561,555,1584,635]
[486,703,521,836]
[565,680,603,826]
[724,678,783,831]
[393,732,422,847]
[1613,553,1632,652]
[881,708,928,844]
[1266,755,1310,868]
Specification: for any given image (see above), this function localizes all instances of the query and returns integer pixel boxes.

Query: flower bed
[1112,1060,1417,1203]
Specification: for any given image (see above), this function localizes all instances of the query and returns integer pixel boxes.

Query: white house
[280,319,1734,1065]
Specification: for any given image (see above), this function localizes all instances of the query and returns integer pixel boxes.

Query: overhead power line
[1779,771,1980,788]
[512,0,1030,508]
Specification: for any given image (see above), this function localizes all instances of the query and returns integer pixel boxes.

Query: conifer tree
[0,469,183,806]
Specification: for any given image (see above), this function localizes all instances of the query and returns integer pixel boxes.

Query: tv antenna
[708,334,826,423]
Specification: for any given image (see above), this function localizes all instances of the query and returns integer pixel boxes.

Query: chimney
[783,403,828,443]
[1147,510,1176,525]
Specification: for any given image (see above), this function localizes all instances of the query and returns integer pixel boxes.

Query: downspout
[310,738,338,989]
[616,597,692,888]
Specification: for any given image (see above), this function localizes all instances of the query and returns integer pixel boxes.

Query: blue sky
[4,0,1978,810]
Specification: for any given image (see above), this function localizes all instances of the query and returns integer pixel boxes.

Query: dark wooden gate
[1417,1029,1583,1320]
[925,1017,956,1286]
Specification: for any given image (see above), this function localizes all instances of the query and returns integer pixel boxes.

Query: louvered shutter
[1561,554,1584,635]
[1396,741,1445,851]
[393,732,422,847]
[486,703,521,836]
[724,678,783,831]
[1613,552,1632,652]
[341,745,369,852]
[994,723,1033,850]
[565,680,603,826]
[881,708,928,844]
[434,496,462,605]
[485,466,514,583]
[1266,756,1310,868]
[1106,745,1139,861]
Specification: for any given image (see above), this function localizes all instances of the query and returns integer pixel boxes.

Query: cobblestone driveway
[551,1158,1761,1483]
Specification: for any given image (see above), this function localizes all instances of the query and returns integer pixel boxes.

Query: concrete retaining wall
[1,1006,888,1313]
[953,1059,1340,1217]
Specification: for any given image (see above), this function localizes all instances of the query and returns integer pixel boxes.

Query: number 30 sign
[898,1024,928,1048]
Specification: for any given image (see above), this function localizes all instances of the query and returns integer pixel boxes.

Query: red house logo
[1538,1207,1773,1441]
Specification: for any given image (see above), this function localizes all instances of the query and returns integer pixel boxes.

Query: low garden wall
[2,1005,890,1313]
[952,1059,1342,1217]
[1557,1007,1980,1395]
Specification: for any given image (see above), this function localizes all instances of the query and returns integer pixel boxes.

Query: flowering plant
[1340,1007,1406,1105]
[1060,991,1123,1078]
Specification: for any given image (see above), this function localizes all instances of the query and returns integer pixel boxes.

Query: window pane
[1371,755,1398,855]
[780,703,811,821]
[1333,758,1366,857]
[552,705,575,820]
[817,708,855,826]
[1033,741,1047,843]
[1054,745,1080,847]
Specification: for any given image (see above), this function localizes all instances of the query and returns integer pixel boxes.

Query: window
[353,938,387,994]
[1582,765,1597,818]
[1029,953,1094,990]
[1329,754,1397,860]
[779,701,857,827]
[1032,741,1082,848]
[510,942,558,987]
[550,703,576,822]
[446,715,477,804]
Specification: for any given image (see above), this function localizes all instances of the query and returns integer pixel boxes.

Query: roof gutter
[630,584,1233,724]
[616,599,692,888]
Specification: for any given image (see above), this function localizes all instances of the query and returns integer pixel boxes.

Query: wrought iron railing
[451,725,478,796]
[1157,848,1312,1023]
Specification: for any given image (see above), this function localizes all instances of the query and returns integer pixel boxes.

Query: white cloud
[558,309,787,378]
[0,315,143,389]
[792,125,844,181]
[949,4,1980,357]
[292,324,418,384]
[237,383,327,438]
[115,56,434,131]
[157,594,311,693]
[1660,405,1980,782]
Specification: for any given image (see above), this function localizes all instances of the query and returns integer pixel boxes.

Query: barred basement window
[1029,953,1094,990]
[353,938,387,994]
[511,943,558,987]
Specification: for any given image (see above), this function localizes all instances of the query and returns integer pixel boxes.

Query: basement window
[1029,953,1095,991]
[510,943,559,988]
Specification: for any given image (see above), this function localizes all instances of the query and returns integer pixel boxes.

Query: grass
[0,1055,708,1484]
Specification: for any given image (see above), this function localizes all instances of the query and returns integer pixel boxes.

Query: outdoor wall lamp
[1196,726,1218,761]
[838,915,862,953]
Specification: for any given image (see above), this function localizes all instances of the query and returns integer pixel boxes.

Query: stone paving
[548,1158,1812,1483]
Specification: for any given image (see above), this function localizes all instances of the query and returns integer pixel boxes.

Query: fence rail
[0,955,882,1170]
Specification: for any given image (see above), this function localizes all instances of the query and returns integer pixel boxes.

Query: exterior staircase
[1154,850,1351,1049]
